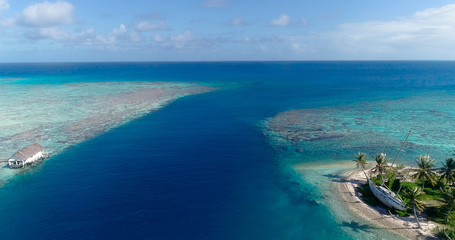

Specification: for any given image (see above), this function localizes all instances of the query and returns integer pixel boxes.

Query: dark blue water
[1,62,455,239]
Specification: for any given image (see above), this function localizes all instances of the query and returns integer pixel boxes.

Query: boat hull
[368,178,407,211]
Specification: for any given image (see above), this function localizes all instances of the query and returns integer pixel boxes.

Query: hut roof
[13,143,44,161]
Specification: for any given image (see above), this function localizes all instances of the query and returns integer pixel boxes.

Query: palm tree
[413,155,436,191]
[353,153,368,170]
[441,187,455,223]
[405,187,425,229]
[372,153,388,184]
[439,158,455,186]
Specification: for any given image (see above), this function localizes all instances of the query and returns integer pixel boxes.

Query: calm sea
[0,62,454,239]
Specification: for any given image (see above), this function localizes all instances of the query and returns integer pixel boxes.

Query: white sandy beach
[336,168,438,239]
[293,162,440,240]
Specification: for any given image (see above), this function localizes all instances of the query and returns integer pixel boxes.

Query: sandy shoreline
[292,161,441,239]
[334,167,439,239]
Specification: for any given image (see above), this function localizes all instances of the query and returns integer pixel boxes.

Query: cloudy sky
[1,0,455,62]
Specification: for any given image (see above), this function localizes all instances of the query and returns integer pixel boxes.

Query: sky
[1,0,455,62]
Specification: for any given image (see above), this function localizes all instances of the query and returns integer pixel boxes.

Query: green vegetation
[413,155,436,191]
[439,158,455,186]
[353,152,368,170]
[354,151,455,237]
[404,187,424,229]
[372,153,388,184]
[441,187,455,222]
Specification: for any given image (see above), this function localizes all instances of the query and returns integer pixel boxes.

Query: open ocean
[1,62,455,239]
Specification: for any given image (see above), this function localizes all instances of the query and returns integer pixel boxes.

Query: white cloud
[0,0,9,11]
[201,0,230,8]
[0,18,14,27]
[329,4,455,59]
[136,21,169,32]
[21,1,74,27]
[149,30,215,50]
[153,34,164,42]
[25,27,95,42]
[227,17,247,26]
[110,24,141,43]
[39,27,81,41]
[24,23,142,49]
[112,24,127,35]
[170,30,195,48]
[276,35,311,52]
[269,14,291,27]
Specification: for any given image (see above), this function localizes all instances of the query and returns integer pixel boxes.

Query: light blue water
[1,62,455,239]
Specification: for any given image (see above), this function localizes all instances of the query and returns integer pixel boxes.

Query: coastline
[335,168,438,239]
[294,161,439,239]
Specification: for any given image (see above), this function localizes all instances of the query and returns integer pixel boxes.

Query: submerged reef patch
[0,82,213,161]
[265,92,455,164]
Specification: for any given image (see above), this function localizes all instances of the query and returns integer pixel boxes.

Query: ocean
[1,62,455,239]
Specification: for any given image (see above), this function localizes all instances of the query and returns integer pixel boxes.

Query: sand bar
[294,161,439,239]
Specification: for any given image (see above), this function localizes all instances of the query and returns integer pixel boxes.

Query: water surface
[1,62,455,239]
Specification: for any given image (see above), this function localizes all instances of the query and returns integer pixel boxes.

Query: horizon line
[1,60,455,64]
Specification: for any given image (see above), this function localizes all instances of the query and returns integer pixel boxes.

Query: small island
[264,99,455,239]
[340,151,455,239]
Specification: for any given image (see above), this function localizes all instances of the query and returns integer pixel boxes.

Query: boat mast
[396,164,414,196]
[382,130,412,186]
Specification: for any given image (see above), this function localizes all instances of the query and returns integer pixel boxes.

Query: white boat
[368,177,407,211]
[367,130,412,211]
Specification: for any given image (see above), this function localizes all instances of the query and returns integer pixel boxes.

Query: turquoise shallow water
[0,62,455,239]
[0,81,213,185]
[265,89,455,165]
